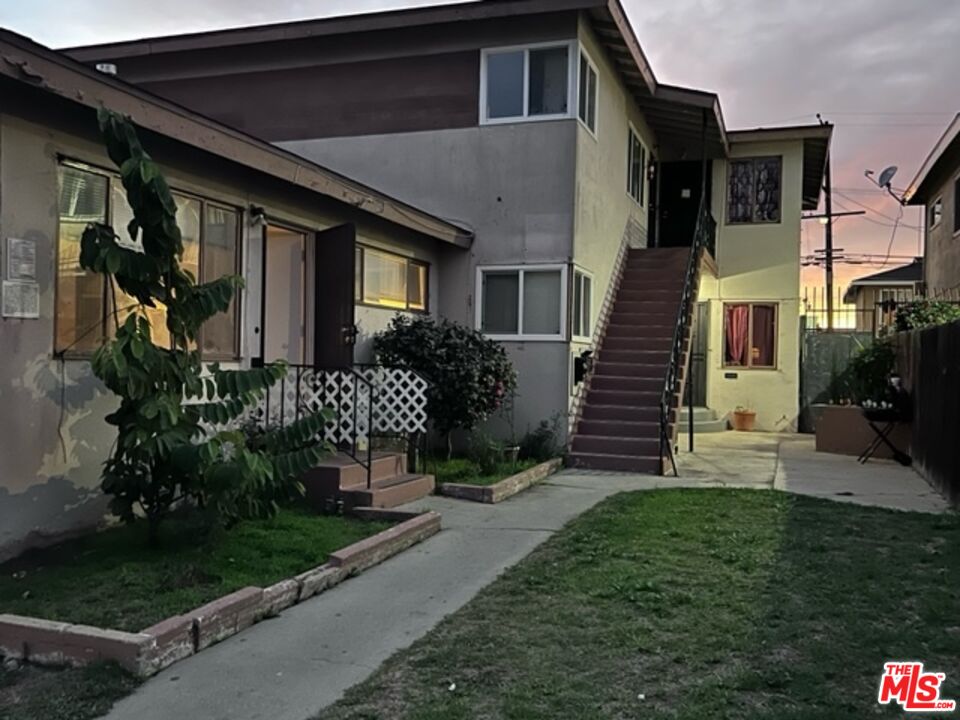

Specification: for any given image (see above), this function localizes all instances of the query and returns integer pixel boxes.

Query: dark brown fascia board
[600,0,656,94]
[904,113,960,205]
[64,0,605,60]
[0,29,472,248]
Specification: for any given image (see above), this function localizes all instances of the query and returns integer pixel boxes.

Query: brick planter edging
[0,511,440,678]
[438,458,563,504]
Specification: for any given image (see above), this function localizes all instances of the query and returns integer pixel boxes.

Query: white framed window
[627,126,646,206]
[572,269,593,340]
[577,50,598,135]
[930,197,943,229]
[480,41,577,125]
[476,264,568,341]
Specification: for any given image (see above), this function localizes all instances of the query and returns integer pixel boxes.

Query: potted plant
[731,406,757,432]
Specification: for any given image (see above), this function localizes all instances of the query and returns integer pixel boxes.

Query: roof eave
[904,113,960,205]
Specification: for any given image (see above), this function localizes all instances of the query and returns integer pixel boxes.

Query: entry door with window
[262,225,306,364]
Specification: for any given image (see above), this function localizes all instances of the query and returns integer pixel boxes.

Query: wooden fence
[894,319,960,507]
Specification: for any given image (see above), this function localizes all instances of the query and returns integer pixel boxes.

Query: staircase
[301,452,435,512]
[569,247,698,473]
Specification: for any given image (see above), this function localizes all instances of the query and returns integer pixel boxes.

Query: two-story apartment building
[905,113,960,300]
[67,0,831,471]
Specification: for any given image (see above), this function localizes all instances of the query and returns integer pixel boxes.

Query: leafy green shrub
[468,433,503,476]
[373,315,517,455]
[895,300,960,331]
[841,340,896,405]
[519,416,563,463]
[79,109,332,543]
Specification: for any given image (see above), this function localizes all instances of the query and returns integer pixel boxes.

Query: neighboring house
[842,259,924,333]
[905,113,960,301]
[0,29,467,561]
[67,0,831,468]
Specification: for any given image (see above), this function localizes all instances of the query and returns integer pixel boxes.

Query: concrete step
[617,288,682,302]
[602,335,672,351]
[598,348,671,364]
[342,473,436,510]
[571,435,659,456]
[676,407,729,434]
[591,375,662,393]
[585,389,661,407]
[567,452,661,474]
[302,452,408,505]
[612,300,680,316]
[581,403,664,423]
[608,312,680,328]
[593,361,667,379]
[576,419,659,438]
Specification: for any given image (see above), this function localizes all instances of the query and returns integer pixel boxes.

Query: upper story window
[627,127,646,206]
[578,51,598,134]
[55,162,241,359]
[727,156,782,224]
[481,42,575,124]
[477,265,567,341]
[930,197,943,229]
[355,245,428,313]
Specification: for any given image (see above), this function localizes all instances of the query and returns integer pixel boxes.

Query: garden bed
[0,507,440,681]
[436,458,563,504]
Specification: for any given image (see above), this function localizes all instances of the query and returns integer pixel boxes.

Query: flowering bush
[373,316,517,453]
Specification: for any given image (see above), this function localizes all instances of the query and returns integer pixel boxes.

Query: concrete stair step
[567,452,661,474]
[581,404,664,423]
[571,435,659,456]
[613,300,680,315]
[576,419,659,438]
[585,389,661,408]
[593,361,667,379]
[342,473,436,510]
[602,335,673,350]
[598,349,671,364]
[676,407,729,434]
[591,375,662,393]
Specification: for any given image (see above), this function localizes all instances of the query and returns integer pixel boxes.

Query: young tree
[79,108,332,543]
[373,315,517,457]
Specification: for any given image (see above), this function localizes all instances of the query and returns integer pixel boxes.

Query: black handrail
[659,203,716,476]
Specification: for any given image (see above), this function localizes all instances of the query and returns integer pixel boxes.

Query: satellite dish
[878,166,898,188]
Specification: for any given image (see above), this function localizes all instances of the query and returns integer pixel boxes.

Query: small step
[586,389,661,407]
[598,349,670,364]
[613,300,680,315]
[617,288,682,302]
[567,452,661,474]
[676,407,729,434]
[602,335,673,350]
[342,473,436,510]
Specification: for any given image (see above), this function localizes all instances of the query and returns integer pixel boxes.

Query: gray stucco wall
[281,121,579,438]
[924,171,960,298]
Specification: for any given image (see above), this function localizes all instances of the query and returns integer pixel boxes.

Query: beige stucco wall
[569,18,654,403]
[699,138,805,431]
[0,107,445,561]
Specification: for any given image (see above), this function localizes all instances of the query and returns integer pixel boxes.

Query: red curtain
[725,305,749,365]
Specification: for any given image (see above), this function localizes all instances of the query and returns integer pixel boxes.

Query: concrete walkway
[676,431,951,513]
[101,472,653,720]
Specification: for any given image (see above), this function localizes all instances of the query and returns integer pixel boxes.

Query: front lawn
[318,489,960,720]
[0,508,391,632]
[431,458,538,487]
[0,663,138,720]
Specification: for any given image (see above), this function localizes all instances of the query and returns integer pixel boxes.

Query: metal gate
[684,302,709,407]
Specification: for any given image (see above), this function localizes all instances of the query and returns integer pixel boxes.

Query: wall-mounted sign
[7,237,37,281]
[2,280,40,319]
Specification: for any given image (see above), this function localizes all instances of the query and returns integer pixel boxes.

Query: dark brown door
[313,224,357,368]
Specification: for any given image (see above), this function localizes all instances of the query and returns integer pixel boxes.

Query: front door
[262,225,307,364]
[313,224,357,368]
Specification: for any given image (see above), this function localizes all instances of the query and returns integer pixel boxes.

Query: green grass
[432,458,539,487]
[318,489,960,720]
[0,663,139,720]
[0,508,391,632]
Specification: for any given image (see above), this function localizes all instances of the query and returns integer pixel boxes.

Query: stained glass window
[727,157,782,224]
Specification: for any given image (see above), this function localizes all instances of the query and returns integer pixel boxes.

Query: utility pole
[819,114,835,330]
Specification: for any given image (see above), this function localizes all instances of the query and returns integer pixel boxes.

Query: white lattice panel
[357,367,429,434]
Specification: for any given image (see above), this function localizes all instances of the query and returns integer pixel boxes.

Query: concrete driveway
[676,431,952,513]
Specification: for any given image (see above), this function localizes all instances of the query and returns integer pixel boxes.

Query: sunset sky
[3,0,957,306]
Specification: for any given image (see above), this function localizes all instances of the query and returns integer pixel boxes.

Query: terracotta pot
[732,410,757,432]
